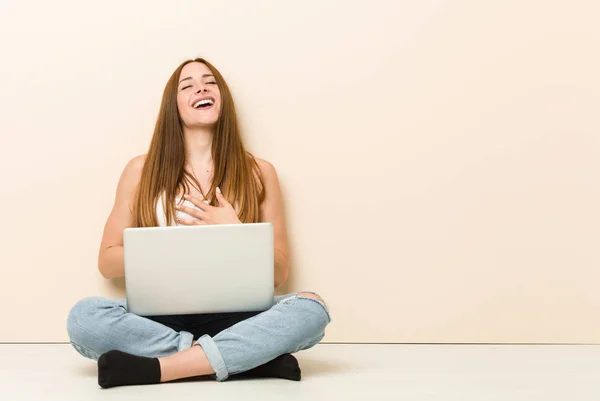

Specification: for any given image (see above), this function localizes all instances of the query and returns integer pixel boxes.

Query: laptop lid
[123,223,274,316]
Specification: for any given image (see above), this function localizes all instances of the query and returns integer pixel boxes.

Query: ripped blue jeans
[66,293,331,381]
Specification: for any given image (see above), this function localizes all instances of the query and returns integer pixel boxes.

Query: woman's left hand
[176,187,242,225]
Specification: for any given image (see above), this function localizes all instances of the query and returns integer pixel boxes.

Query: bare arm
[256,158,290,288]
[98,155,145,279]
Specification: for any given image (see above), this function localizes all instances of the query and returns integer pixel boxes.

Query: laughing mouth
[192,98,215,109]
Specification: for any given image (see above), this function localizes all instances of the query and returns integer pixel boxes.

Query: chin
[198,119,218,127]
[186,120,218,129]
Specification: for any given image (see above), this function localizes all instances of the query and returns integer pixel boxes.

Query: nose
[196,86,208,94]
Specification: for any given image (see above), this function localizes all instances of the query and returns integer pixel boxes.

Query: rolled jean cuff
[178,331,194,352]
[196,334,229,381]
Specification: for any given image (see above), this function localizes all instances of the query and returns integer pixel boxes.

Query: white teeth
[193,99,214,108]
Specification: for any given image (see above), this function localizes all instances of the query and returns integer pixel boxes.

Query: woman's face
[176,62,221,128]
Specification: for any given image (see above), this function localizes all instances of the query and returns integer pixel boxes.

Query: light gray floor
[0,343,598,400]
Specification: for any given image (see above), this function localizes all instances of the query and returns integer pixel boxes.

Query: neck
[183,126,214,165]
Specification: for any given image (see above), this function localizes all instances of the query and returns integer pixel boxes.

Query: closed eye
[181,85,192,90]
[206,81,217,85]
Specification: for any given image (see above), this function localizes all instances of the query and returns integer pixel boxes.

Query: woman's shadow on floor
[296,354,355,378]
[72,361,98,378]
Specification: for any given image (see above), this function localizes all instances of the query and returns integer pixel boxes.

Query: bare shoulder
[125,154,147,176]
[115,154,147,197]
[254,157,278,181]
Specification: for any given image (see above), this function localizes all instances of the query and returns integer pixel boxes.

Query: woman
[67,58,331,388]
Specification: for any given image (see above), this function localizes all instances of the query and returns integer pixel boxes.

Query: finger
[176,218,206,225]
[182,194,213,211]
[176,204,206,219]
[216,187,230,207]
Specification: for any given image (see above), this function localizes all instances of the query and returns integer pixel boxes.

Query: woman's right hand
[176,187,242,225]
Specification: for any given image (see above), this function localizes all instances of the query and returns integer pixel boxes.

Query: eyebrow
[179,74,214,84]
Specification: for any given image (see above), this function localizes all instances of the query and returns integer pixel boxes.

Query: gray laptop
[123,223,274,316]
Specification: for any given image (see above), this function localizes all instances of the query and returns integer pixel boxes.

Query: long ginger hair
[133,58,265,227]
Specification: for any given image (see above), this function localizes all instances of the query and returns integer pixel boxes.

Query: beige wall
[1,0,599,343]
